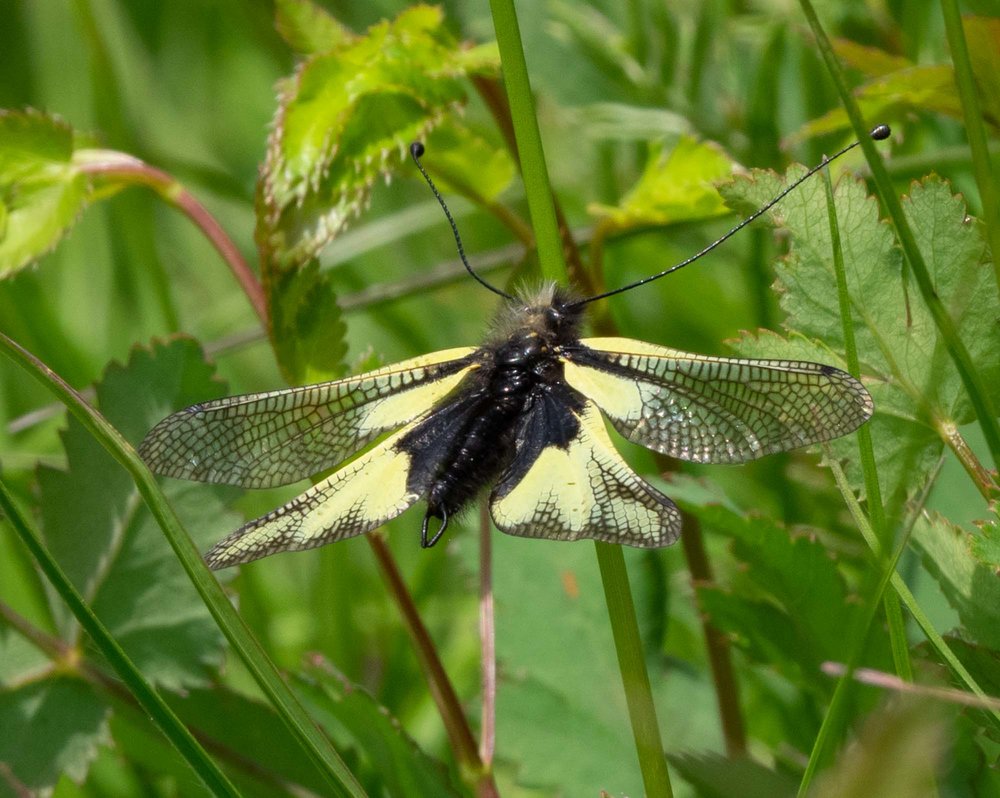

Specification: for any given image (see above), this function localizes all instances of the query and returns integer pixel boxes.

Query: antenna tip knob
[870,124,891,141]
[410,141,425,159]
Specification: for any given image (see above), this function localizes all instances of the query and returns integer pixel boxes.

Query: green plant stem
[797,0,1000,472]
[488,1,672,793]
[829,460,1000,731]
[487,0,566,283]
[822,170,911,681]
[939,0,1000,296]
[596,543,674,798]
[0,332,367,798]
[0,479,240,798]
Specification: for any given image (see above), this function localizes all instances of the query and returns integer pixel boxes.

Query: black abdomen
[397,339,556,546]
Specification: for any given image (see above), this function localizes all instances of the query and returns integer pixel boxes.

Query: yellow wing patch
[204,426,419,569]
[490,402,681,548]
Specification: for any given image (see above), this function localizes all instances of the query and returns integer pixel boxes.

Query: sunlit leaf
[257,4,500,272]
[0,110,91,276]
[588,136,735,228]
[274,0,355,55]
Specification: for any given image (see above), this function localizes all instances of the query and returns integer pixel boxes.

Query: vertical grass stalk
[488,0,673,793]
[797,0,1000,471]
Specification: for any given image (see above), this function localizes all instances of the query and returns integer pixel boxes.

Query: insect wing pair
[139,285,873,569]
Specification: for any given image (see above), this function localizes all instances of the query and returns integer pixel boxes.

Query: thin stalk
[596,543,674,797]
[0,332,367,798]
[487,0,566,283]
[479,500,497,769]
[488,0,673,793]
[822,170,911,680]
[828,460,1000,731]
[939,0,1000,296]
[77,154,266,325]
[366,534,499,798]
[822,663,1000,711]
[0,479,240,797]
[797,0,1000,470]
[679,515,746,758]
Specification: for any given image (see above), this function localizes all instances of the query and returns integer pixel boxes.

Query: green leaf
[588,135,735,228]
[811,699,944,798]
[912,511,1000,650]
[476,531,719,796]
[668,751,797,798]
[725,172,998,497]
[0,677,110,796]
[293,656,464,798]
[274,0,355,55]
[257,4,500,271]
[681,498,852,687]
[0,109,91,276]
[37,339,242,690]
[269,259,349,385]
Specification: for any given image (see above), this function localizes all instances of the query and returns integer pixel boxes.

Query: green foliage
[724,171,998,500]
[0,110,92,276]
[1,1,999,797]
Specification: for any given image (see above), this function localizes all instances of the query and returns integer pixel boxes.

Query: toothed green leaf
[912,511,1000,651]
[724,172,998,498]
[36,339,241,691]
[257,4,500,272]
[0,110,92,276]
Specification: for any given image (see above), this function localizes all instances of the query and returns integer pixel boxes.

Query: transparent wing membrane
[204,426,421,569]
[565,338,872,464]
[139,349,476,488]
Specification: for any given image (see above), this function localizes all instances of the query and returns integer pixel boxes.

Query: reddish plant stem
[367,534,499,798]
[78,155,267,325]
[680,512,747,758]
[478,500,497,768]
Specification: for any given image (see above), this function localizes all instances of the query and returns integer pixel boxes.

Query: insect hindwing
[491,398,682,547]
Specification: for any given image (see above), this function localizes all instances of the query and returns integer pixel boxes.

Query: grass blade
[0,330,368,798]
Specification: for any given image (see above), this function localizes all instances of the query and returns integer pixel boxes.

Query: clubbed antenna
[569,124,893,308]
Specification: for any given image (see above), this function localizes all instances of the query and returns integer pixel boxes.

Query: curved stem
[366,534,499,798]
[77,153,267,325]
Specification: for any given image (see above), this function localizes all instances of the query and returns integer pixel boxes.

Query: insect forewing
[139,349,477,488]
[564,337,873,464]
[490,399,681,547]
